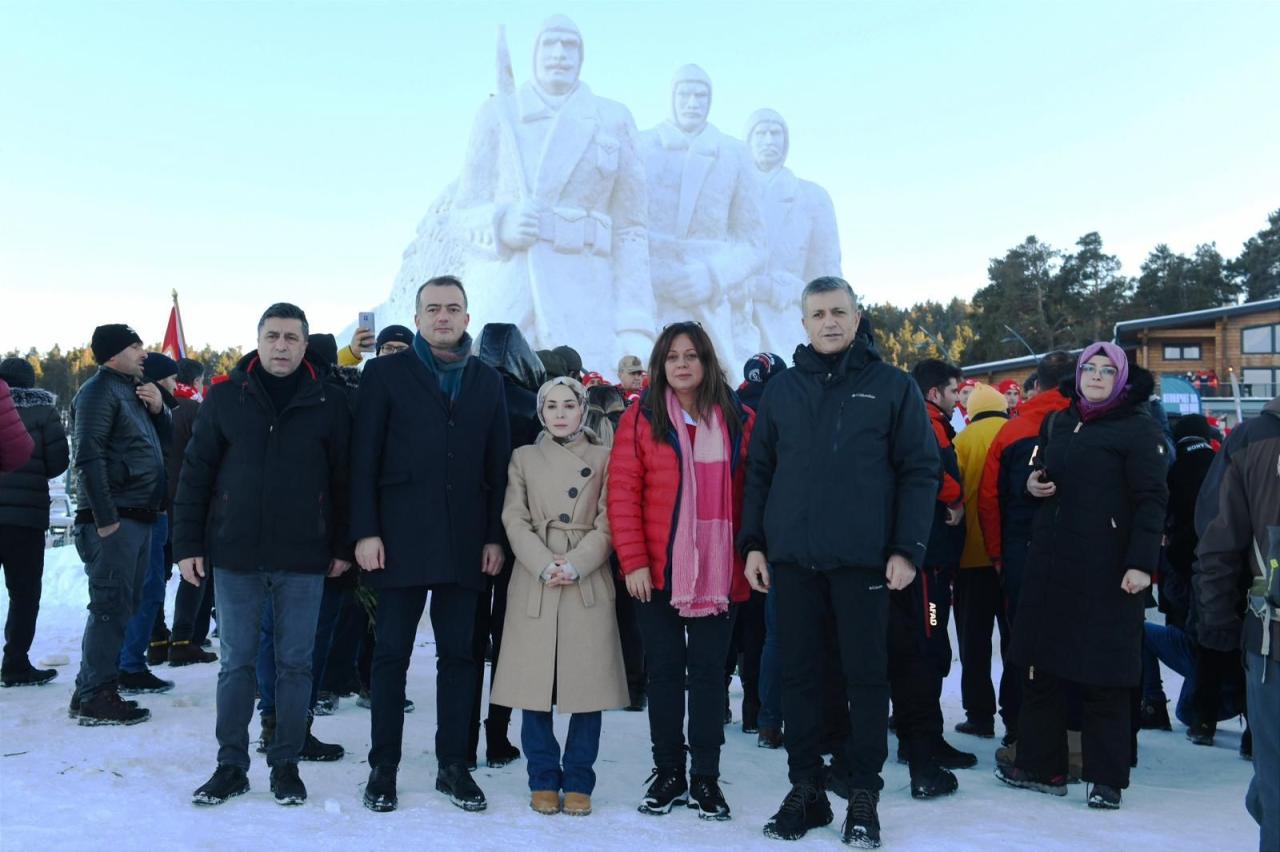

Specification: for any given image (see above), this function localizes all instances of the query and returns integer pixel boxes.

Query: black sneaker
[312,691,338,716]
[118,669,175,695]
[300,720,344,762]
[763,782,833,840]
[638,767,688,815]
[363,765,398,813]
[1139,699,1172,731]
[841,789,881,848]
[270,762,307,805]
[1,665,58,687]
[993,764,1067,797]
[758,727,783,749]
[78,690,150,726]
[192,764,250,806]
[688,775,731,821]
[954,718,995,738]
[910,765,958,800]
[168,641,217,667]
[931,737,978,770]
[1087,783,1121,809]
[485,720,521,768]
[1186,722,1215,746]
[257,714,275,754]
[436,764,487,811]
[69,690,137,718]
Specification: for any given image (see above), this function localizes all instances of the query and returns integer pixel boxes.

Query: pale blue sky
[2,0,1277,353]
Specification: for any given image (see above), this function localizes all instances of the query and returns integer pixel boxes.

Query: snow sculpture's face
[535,30,582,95]
[750,122,787,172]
[673,82,710,134]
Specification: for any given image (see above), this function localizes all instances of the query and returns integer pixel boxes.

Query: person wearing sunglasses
[996,342,1168,810]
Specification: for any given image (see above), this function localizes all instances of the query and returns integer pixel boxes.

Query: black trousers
[1,525,46,672]
[887,570,946,767]
[999,546,1031,739]
[321,590,363,693]
[954,566,1012,725]
[775,564,890,792]
[1015,668,1132,789]
[633,588,737,777]
[467,562,513,760]
[368,583,479,770]
[614,559,646,694]
[171,563,215,644]
[727,590,766,713]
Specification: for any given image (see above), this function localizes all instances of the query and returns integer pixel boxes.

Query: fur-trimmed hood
[8,387,57,409]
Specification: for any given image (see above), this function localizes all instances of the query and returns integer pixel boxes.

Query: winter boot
[300,718,344,762]
[758,727,783,749]
[436,763,487,811]
[484,719,521,768]
[638,767,688,815]
[841,789,881,848]
[688,774,731,821]
[118,669,175,694]
[257,714,276,754]
[910,764,959,800]
[994,764,1067,797]
[147,639,169,667]
[363,765,398,812]
[1086,783,1122,809]
[1138,698,1172,731]
[312,691,338,716]
[954,717,995,738]
[69,690,136,718]
[530,790,560,815]
[563,792,592,816]
[78,690,150,726]
[168,640,217,667]
[763,782,833,840]
[269,762,307,805]
[1186,721,1215,746]
[192,764,250,806]
[931,736,978,770]
[1,664,57,687]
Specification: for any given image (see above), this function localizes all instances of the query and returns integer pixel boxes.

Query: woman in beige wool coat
[492,377,629,817]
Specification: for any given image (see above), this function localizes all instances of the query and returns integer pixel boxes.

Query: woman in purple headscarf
[995,342,1169,811]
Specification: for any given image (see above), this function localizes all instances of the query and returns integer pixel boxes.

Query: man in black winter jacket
[0,357,69,687]
[175,303,352,808]
[740,276,938,847]
[70,324,169,726]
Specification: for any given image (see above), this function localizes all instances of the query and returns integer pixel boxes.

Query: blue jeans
[1245,651,1278,852]
[758,588,781,731]
[1142,622,1243,725]
[257,579,343,716]
[520,709,602,794]
[118,514,167,674]
[214,568,323,769]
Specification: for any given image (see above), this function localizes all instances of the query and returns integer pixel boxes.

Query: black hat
[91,323,143,364]
[552,345,583,375]
[742,352,786,384]
[0,357,35,389]
[177,358,205,386]
[376,324,414,351]
[308,333,339,367]
[142,352,178,383]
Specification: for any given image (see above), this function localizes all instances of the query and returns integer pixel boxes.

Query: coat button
[447,451,455,459]
[447,484,453,491]
[580,467,591,477]
[568,487,579,498]
[559,513,570,523]
[448,420,455,427]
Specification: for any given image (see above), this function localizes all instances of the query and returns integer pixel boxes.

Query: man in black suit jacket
[351,276,510,813]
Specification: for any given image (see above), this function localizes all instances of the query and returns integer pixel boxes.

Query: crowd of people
[0,274,1274,849]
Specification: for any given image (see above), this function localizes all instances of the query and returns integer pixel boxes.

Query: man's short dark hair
[176,358,205,386]
[1022,373,1038,394]
[416,275,469,313]
[1036,350,1075,391]
[911,358,962,397]
[257,303,309,338]
[801,276,859,313]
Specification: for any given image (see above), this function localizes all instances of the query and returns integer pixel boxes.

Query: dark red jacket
[0,380,35,474]
[607,393,754,602]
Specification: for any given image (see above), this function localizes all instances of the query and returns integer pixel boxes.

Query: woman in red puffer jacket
[606,321,754,821]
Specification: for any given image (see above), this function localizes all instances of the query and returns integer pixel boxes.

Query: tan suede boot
[563,792,592,816]
[530,790,560,814]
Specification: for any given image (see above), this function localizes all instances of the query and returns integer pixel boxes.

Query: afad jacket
[737,338,938,572]
[607,390,754,603]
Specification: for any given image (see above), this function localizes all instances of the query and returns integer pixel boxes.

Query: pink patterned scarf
[666,389,734,617]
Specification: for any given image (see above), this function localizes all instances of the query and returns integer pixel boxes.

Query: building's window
[1241,323,1279,354]
[1240,368,1278,398]
[1162,344,1202,360]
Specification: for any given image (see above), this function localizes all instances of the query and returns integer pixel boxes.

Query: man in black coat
[70,324,169,727]
[351,276,510,814]
[740,277,938,847]
[175,303,353,807]
[0,357,69,687]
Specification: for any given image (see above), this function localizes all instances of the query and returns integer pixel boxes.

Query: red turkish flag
[162,302,187,361]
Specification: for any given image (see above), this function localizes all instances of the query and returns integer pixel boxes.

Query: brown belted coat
[491,431,629,713]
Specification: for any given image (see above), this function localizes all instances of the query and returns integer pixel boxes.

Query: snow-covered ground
[0,548,1258,851]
